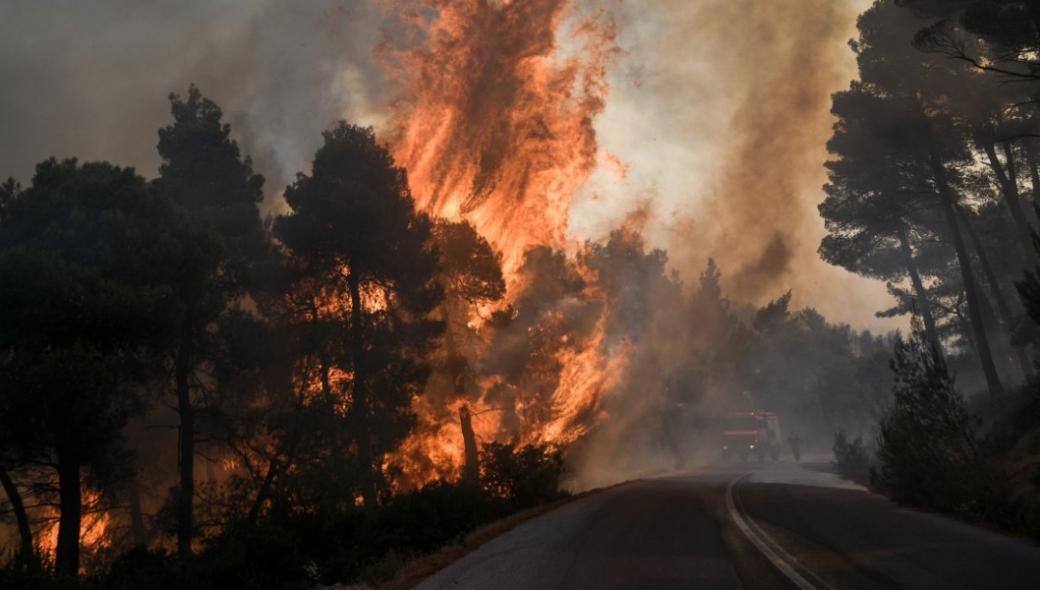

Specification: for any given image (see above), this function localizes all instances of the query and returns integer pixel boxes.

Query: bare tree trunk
[459,405,479,487]
[897,225,942,354]
[956,204,1033,382]
[247,458,281,524]
[348,272,378,507]
[128,473,147,548]
[55,445,81,577]
[0,463,33,558]
[930,149,1005,398]
[958,307,977,358]
[1026,140,1040,209]
[175,336,194,559]
[247,388,305,524]
[983,141,1034,260]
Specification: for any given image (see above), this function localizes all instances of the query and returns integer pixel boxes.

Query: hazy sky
[0,0,897,331]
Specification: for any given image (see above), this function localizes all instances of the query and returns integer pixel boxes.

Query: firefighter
[788,433,802,462]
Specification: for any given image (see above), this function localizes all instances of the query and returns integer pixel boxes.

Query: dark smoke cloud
[0,0,388,211]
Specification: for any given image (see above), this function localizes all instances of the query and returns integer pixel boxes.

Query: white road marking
[725,472,829,590]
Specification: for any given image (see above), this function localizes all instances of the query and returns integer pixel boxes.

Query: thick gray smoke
[572,0,895,329]
[1,0,894,329]
[0,0,388,212]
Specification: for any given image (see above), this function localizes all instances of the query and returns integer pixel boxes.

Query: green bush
[480,441,567,510]
[874,331,991,515]
[832,430,872,485]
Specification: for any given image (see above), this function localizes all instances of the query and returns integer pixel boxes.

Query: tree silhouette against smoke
[431,220,505,401]
[901,1,1040,84]
[156,85,266,560]
[429,221,505,485]
[275,123,443,506]
[0,159,210,575]
[820,81,949,354]
[823,1,1014,398]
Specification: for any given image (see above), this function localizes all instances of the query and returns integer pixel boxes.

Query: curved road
[416,462,1040,589]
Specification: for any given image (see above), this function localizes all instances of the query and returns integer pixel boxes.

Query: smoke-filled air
[4,1,1040,588]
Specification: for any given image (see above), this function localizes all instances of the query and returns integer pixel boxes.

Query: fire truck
[720,411,782,463]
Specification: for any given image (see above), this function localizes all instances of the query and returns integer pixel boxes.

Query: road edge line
[725,473,818,590]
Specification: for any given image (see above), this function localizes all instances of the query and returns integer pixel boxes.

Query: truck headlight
[749,444,755,449]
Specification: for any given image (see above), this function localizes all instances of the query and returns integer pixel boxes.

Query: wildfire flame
[376,0,626,486]
[38,488,112,572]
[381,0,614,275]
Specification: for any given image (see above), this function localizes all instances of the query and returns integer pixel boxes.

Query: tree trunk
[128,473,147,548]
[930,149,1005,398]
[248,383,307,524]
[55,446,81,577]
[1026,140,1040,209]
[247,458,281,524]
[982,141,1034,261]
[348,272,378,506]
[956,204,1033,382]
[897,225,942,354]
[459,405,479,487]
[175,336,194,559]
[0,463,33,558]
[958,307,977,358]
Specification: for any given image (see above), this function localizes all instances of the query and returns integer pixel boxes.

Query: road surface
[416,461,1040,589]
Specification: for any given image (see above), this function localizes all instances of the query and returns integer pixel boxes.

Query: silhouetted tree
[430,221,504,485]
[430,220,504,400]
[827,1,1007,397]
[876,324,984,511]
[0,177,19,223]
[0,159,205,576]
[0,463,32,559]
[752,291,792,335]
[903,0,1040,84]
[821,84,948,353]
[156,85,265,559]
[275,123,443,505]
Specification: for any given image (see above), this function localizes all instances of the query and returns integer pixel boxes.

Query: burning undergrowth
[389,223,728,490]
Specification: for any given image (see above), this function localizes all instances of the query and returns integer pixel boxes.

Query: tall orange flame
[375,1,625,487]
[381,0,614,274]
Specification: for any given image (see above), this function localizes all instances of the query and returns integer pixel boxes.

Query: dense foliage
[822,0,1040,541]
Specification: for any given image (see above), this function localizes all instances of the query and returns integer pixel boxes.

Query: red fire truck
[720,411,782,463]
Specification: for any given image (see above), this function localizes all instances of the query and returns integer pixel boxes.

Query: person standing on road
[788,433,801,462]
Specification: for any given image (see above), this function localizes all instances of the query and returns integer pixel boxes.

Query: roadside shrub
[874,331,990,514]
[103,547,178,590]
[480,441,566,510]
[0,443,572,589]
[181,442,568,588]
[0,553,64,590]
[832,430,872,485]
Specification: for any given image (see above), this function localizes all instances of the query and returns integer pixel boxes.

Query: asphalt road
[416,462,1040,589]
